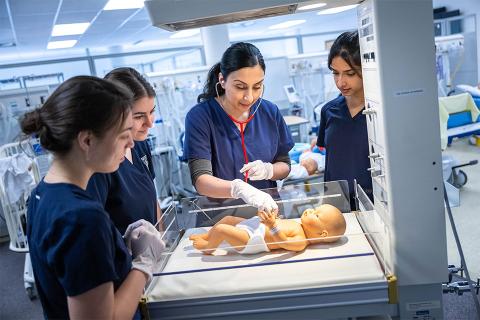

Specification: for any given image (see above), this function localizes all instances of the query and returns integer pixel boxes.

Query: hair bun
[20,107,43,136]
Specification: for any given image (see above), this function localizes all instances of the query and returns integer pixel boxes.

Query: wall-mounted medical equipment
[146,67,208,198]
[0,73,62,120]
[283,84,301,104]
[283,84,304,117]
[435,34,465,96]
[286,52,333,126]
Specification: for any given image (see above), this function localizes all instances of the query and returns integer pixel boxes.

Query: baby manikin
[287,151,325,180]
[190,204,346,255]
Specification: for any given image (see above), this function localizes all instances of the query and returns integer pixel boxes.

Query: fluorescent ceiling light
[104,0,144,10]
[317,4,358,15]
[269,20,306,30]
[51,23,90,36]
[170,29,200,39]
[47,40,77,49]
[298,3,327,11]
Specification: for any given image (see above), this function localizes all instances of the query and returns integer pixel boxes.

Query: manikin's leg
[190,216,245,241]
[191,223,250,255]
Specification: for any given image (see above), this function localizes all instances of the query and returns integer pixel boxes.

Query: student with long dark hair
[316,31,373,208]
[22,76,164,319]
[184,42,294,213]
[87,67,160,235]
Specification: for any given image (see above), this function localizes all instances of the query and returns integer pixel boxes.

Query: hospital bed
[438,93,479,206]
[438,92,480,147]
[141,181,398,319]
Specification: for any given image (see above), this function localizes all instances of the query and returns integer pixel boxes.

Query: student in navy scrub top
[21,76,165,319]
[184,42,294,214]
[316,31,373,209]
[87,68,159,235]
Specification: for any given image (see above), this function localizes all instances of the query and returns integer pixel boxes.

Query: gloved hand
[230,179,278,213]
[124,219,158,256]
[240,160,274,180]
[124,220,165,282]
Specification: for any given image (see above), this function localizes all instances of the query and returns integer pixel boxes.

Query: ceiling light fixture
[104,0,144,10]
[47,40,77,49]
[51,23,90,36]
[317,4,358,15]
[298,3,327,11]
[268,20,306,30]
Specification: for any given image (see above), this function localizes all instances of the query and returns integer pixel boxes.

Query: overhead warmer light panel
[144,0,316,32]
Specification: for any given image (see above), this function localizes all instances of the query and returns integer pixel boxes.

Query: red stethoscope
[216,82,264,182]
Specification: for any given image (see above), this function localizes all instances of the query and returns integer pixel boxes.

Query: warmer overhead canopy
[145,0,360,32]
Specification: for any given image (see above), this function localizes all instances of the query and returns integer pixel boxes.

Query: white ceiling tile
[13,14,55,31]
[56,11,99,24]
[0,1,9,18]
[129,8,149,21]
[8,0,59,16]
[120,19,151,29]
[61,0,108,13]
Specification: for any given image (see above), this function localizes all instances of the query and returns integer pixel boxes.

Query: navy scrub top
[27,180,132,319]
[316,95,373,207]
[87,140,157,235]
[184,97,294,190]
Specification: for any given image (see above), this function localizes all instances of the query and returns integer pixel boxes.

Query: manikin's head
[300,158,317,175]
[299,151,324,175]
[301,204,346,244]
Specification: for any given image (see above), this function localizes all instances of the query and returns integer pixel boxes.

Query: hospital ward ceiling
[0,0,358,63]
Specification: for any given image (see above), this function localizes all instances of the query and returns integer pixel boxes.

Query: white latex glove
[124,219,158,256]
[230,179,278,213]
[124,220,165,282]
[240,160,274,181]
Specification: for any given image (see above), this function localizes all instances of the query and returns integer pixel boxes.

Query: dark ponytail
[328,31,361,77]
[197,42,266,103]
[20,76,133,155]
[21,109,59,152]
[197,63,222,103]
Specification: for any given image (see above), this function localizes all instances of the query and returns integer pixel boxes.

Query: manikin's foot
[191,238,215,255]
[189,233,208,241]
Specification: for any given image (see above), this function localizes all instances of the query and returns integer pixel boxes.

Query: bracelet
[270,225,281,235]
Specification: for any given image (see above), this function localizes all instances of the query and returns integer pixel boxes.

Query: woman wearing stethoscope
[184,42,294,214]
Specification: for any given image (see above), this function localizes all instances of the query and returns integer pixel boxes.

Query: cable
[443,182,480,319]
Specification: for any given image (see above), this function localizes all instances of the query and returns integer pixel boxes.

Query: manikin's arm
[271,162,290,180]
[258,211,308,252]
